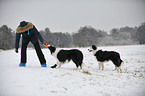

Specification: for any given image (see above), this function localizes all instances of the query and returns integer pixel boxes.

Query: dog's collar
[92,50,98,55]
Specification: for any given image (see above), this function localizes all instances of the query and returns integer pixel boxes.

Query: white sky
[0,0,145,33]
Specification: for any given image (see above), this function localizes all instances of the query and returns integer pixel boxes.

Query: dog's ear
[92,45,97,50]
[48,45,56,54]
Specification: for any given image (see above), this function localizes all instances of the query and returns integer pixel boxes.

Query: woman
[15,21,47,67]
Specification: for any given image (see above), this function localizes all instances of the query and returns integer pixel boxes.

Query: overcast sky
[0,0,145,33]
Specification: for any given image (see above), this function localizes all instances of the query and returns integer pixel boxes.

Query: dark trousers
[21,41,46,64]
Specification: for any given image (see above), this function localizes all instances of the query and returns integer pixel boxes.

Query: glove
[15,48,18,53]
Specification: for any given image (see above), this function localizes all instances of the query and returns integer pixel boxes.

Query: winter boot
[19,63,26,67]
[41,63,47,67]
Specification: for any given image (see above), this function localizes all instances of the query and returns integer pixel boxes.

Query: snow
[0,45,145,96]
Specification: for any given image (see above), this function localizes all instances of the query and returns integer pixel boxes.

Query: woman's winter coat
[15,21,44,49]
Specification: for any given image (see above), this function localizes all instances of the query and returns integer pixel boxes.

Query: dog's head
[88,45,97,52]
[47,45,56,54]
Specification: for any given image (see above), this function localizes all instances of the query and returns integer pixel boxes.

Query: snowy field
[0,45,145,96]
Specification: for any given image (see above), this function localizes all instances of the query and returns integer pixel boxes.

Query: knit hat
[19,21,28,27]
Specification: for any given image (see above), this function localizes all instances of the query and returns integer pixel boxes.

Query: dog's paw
[51,64,57,68]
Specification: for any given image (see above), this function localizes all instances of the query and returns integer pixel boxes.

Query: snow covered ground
[0,45,145,96]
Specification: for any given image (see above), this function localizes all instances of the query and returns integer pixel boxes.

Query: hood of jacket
[16,22,33,33]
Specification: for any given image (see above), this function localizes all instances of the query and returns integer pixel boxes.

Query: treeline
[0,22,145,49]
[0,25,15,49]
[39,28,73,47]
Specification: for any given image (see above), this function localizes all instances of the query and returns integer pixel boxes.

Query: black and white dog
[88,45,123,72]
[47,45,84,69]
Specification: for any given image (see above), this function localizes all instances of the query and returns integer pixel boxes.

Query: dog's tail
[119,59,124,68]
[116,59,124,73]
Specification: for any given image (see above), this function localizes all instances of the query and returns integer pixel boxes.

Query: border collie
[47,45,84,69]
[88,45,123,72]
